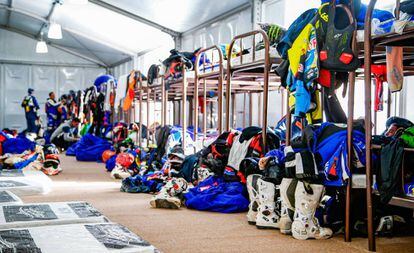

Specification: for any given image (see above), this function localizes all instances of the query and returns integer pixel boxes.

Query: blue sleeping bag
[2,136,35,154]
[184,176,249,213]
[66,142,80,156]
[75,134,111,162]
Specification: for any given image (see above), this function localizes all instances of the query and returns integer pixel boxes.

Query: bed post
[364,0,376,251]
[182,63,188,150]
[345,0,357,242]
[138,71,143,147]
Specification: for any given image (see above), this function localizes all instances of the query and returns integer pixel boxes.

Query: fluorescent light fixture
[36,41,48,53]
[48,23,62,39]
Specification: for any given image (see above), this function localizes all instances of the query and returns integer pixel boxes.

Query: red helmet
[102,150,116,163]
[115,153,134,168]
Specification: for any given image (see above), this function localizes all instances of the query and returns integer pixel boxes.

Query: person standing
[21,88,40,134]
[45,92,60,132]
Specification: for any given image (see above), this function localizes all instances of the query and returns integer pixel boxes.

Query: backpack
[21,96,33,112]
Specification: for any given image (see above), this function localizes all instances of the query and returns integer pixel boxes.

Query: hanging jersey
[288,24,318,81]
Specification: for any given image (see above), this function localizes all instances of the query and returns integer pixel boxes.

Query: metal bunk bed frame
[226,29,283,150]
[133,71,166,147]
[194,45,225,145]
[363,0,414,251]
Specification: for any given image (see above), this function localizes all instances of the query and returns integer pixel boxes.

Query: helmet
[102,150,116,163]
[43,144,59,156]
[42,154,61,176]
[115,153,135,168]
[239,157,261,178]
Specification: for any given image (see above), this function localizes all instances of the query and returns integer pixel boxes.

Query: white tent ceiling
[0,0,251,68]
[98,0,250,33]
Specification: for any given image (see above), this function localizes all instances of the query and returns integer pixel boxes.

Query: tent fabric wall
[0,28,105,131]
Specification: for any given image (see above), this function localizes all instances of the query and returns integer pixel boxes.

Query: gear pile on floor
[0,130,63,177]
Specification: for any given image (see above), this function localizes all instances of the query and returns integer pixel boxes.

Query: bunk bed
[226,29,284,149]
[162,65,196,150]
[194,45,225,146]
[134,73,165,147]
[363,0,414,251]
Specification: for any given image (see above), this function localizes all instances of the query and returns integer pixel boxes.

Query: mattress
[0,170,51,196]
[0,201,108,229]
[0,191,22,206]
[0,223,157,253]
[198,63,226,74]
[356,22,414,42]
[231,47,280,66]
[147,77,163,87]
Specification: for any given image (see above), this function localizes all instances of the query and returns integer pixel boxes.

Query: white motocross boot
[246,174,262,225]
[279,178,297,235]
[150,178,188,209]
[292,182,333,240]
[256,178,280,229]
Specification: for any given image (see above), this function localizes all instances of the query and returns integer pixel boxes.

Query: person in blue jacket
[21,88,40,134]
[45,92,60,132]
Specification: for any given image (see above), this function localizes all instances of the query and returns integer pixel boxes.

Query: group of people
[21,88,80,150]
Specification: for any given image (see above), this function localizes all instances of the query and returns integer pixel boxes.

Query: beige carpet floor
[22,155,414,253]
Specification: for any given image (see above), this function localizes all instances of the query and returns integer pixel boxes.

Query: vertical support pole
[249,92,253,126]
[165,88,169,125]
[194,73,199,143]
[203,79,207,145]
[345,1,357,241]
[243,93,247,128]
[146,87,150,147]
[346,63,356,243]
[218,52,224,134]
[258,93,262,127]
[226,75,232,131]
[364,0,376,251]
[225,39,234,131]
[231,93,236,129]
[138,72,143,147]
[286,90,292,146]
[161,79,165,126]
[262,38,270,150]
[182,64,187,150]
[153,87,157,141]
